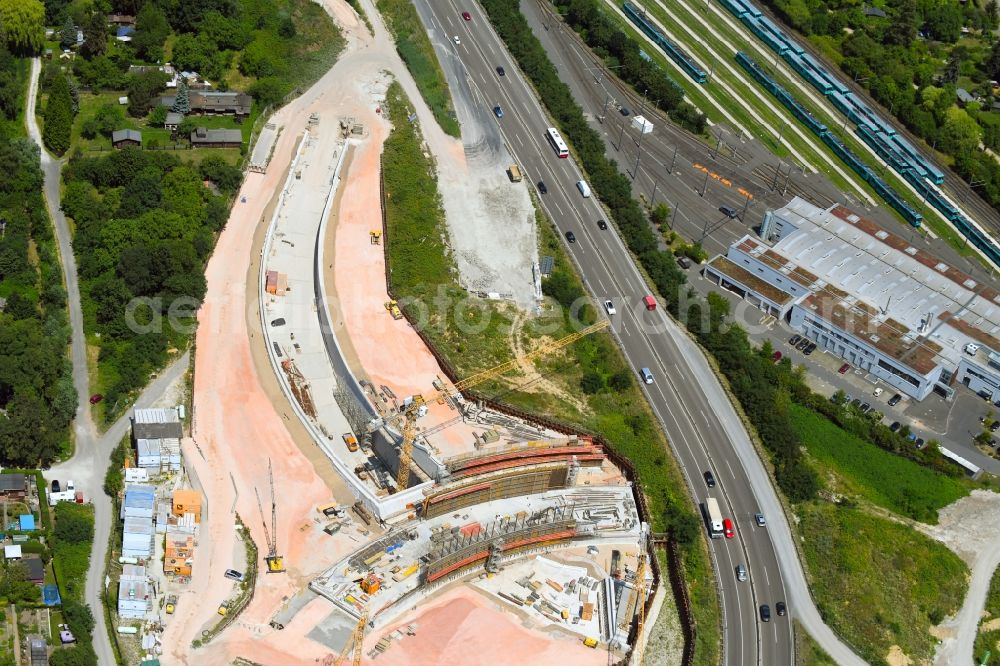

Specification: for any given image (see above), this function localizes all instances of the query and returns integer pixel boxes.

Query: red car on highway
[723,518,734,539]
[462,11,471,20]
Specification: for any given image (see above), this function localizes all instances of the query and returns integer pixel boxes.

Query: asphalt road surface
[412,2,868,664]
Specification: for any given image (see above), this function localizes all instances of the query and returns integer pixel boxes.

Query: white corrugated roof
[133,408,179,424]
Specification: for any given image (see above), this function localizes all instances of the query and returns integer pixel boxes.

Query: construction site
[159,1,661,664]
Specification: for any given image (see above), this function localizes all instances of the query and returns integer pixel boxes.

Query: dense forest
[0,48,75,467]
[61,148,241,408]
[760,0,1000,218]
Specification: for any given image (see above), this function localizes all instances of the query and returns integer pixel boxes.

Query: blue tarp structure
[18,514,35,530]
[42,584,61,606]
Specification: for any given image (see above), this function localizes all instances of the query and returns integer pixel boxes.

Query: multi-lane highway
[410,1,870,664]
[417,0,779,663]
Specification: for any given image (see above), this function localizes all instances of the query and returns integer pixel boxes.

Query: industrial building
[122,516,154,559]
[131,408,183,441]
[704,197,1000,401]
[121,485,156,519]
[118,564,150,619]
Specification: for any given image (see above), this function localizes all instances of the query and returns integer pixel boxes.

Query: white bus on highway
[703,497,723,538]
[545,127,569,158]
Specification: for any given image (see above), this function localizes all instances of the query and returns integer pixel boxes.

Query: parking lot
[685,267,1000,475]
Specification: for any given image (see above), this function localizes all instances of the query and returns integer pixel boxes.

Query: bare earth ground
[157,0,662,663]
[366,586,607,666]
[914,489,1000,666]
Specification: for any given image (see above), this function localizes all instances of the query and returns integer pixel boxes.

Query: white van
[576,180,591,198]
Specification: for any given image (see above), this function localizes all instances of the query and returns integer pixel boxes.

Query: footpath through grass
[975,567,1000,665]
[798,502,966,664]
[377,0,461,137]
[380,77,719,666]
[790,404,969,522]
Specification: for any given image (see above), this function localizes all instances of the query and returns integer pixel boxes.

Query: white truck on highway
[703,497,723,538]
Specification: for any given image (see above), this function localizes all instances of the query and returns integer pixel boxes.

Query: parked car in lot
[796,339,809,351]
[889,421,901,432]
[772,351,782,363]
[838,363,850,374]
[915,438,926,449]
[906,432,917,442]
[804,342,817,355]
[990,420,1000,433]
[850,398,862,409]
[873,387,884,398]
[677,256,692,269]
[270,318,285,327]
[704,470,716,488]
[860,402,871,413]
[789,334,801,346]
[224,569,245,582]
[888,393,903,406]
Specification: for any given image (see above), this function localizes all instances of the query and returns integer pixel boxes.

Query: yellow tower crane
[371,319,610,490]
[631,552,648,665]
[333,611,368,666]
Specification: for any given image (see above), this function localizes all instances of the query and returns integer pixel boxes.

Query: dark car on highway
[537,181,547,194]
[759,605,771,622]
[704,470,716,488]
[496,65,505,76]
[597,219,608,230]
[776,601,786,616]
[719,205,737,218]
[619,106,631,116]
[565,231,576,243]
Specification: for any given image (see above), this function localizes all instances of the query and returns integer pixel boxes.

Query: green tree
[0,0,45,54]
[580,371,604,394]
[126,70,168,117]
[148,103,168,127]
[132,3,170,61]
[42,73,73,155]
[66,75,79,115]
[172,82,190,115]
[54,503,94,544]
[650,202,670,228]
[80,11,107,60]
[940,106,983,157]
[60,15,76,49]
[985,41,1000,83]
[885,0,917,46]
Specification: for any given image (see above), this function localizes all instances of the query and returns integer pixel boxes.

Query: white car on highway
[453,35,461,45]
[604,300,616,316]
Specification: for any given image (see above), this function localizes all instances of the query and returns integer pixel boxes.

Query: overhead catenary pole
[668,145,678,174]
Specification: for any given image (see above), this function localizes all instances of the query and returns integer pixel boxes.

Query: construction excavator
[368,319,610,491]
[255,459,286,573]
